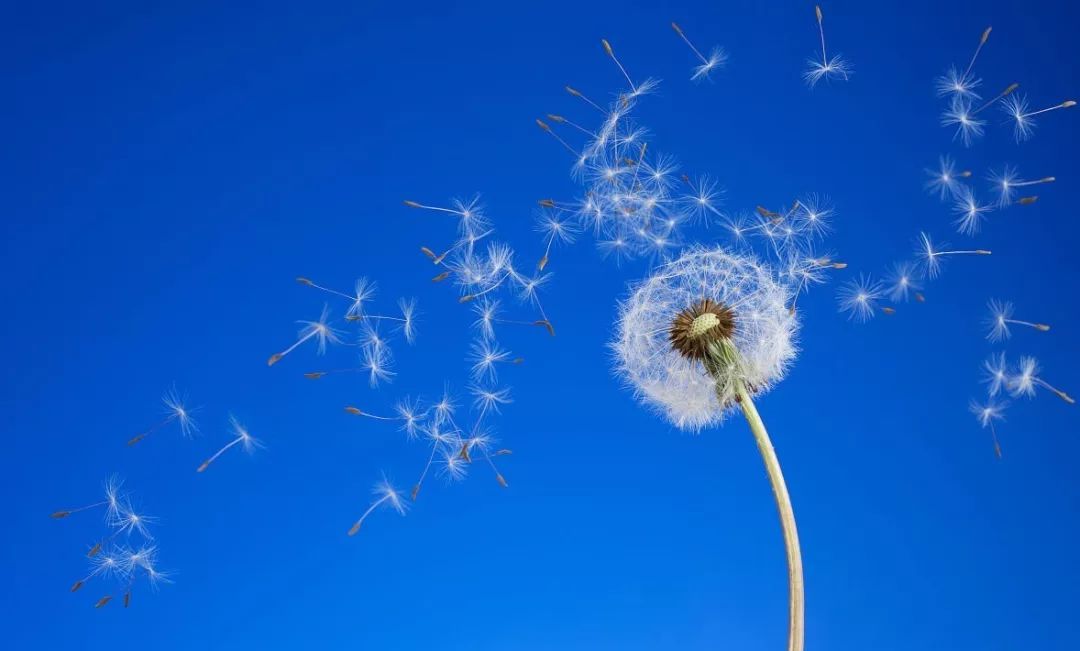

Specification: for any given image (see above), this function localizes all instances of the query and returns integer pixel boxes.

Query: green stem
[734,378,805,651]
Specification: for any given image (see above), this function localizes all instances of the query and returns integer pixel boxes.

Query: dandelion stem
[732,378,805,651]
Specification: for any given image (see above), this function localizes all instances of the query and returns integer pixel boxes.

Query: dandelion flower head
[613,246,798,431]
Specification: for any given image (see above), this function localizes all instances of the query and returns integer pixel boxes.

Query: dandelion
[1009,356,1075,404]
[1002,94,1076,142]
[196,415,262,473]
[952,188,993,236]
[51,475,125,521]
[804,5,851,87]
[267,305,341,366]
[671,22,727,81]
[935,26,991,100]
[988,165,1055,208]
[127,388,199,446]
[982,352,1009,397]
[969,398,1007,458]
[347,478,408,536]
[915,231,991,279]
[984,299,1051,342]
[838,274,885,322]
[614,246,803,651]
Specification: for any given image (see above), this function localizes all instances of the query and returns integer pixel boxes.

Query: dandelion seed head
[613,246,797,431]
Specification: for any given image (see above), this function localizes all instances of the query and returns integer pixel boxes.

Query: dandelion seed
[536,210,578,270]
[886,262,923,303]
[267,305,341,366]
[969,398,1007,458]
[1003,94,1076,142]
[988,165,1055,208]
[671,22,727,81]
[953,188,993,236]
[127,388,199,446]
[196,415,262,473]
[71,546,128,594]
[119,544,169,607]
[982,352,1009,397]
[935,26,990,100]
[613,245,803,651]
[915,231,991,279]
[925,155,969,201]
[985,298,1051,342]
[469,339,521,383]
[52,475,126,522]
[1009,356,1074,404]
[347,478,408,536]
[838,274,884,323]
[804,5,852,87]
[942,97,986,146]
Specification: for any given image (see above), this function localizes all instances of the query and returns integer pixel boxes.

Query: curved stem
[733,379,805,651]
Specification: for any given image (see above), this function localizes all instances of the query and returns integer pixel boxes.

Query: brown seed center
[669,299,736,362]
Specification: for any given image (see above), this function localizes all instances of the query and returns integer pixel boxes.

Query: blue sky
[3,0,1079,649]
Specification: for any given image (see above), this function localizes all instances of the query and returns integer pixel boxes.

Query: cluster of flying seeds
[937,26,1074,146]
[973,302,1073,457]
[127,387,262,474]
[537,38,847,305]
[51,476,168,609]
[271,206,553,534]
[52,388,259,606]
[841,25,1075,324]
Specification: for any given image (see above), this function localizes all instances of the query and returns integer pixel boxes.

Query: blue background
[3,0,1078,648]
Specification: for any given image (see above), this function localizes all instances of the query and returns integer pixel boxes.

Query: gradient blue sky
[4,1,1079,649]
